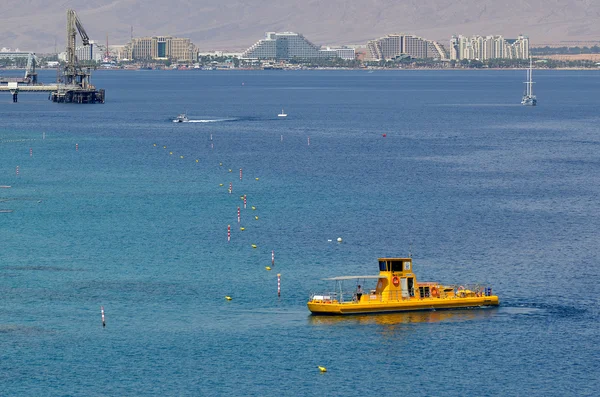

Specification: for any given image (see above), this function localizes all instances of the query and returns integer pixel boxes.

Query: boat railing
[309,292,339,303]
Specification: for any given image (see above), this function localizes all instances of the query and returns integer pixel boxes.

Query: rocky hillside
[1,0,599,53]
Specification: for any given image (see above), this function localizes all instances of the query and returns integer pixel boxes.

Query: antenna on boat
[409,241,413,258]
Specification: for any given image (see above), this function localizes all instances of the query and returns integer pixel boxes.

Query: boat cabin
[376,257,418,300]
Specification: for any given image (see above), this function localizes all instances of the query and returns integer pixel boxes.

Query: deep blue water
[1,69,599,396]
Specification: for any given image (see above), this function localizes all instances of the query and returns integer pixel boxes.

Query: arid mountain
[1,0,599,53]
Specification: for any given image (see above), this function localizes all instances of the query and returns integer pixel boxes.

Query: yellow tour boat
[307,257,499,315]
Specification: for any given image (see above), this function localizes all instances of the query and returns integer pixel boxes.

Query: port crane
[64,9,90,86]
[1,9,104,103]
[50,9,104,103]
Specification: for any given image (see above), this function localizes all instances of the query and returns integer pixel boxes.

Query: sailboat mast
[529,57,533,96]
[526,66,530,96]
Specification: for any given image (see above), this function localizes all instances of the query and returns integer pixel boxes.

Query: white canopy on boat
[322,275,385,281]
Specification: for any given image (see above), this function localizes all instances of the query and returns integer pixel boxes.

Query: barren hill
[1,0,599,53]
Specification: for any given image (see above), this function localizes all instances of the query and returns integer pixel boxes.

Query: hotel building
[242,32,355,60]
[367,34,448,60]
[123,36,198,62]
[450,35,529,60]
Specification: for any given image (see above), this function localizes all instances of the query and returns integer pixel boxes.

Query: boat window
[390,261,404,273]
[379,261,388,271]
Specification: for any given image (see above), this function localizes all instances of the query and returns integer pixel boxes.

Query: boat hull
[308,296,499,315]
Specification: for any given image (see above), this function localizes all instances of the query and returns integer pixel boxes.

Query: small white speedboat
[173,113,189,123]
[278,108,287,118]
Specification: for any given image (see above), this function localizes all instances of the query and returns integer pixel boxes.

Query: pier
[1,9,104,104]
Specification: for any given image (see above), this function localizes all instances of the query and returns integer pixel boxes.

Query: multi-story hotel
[123,36,198,62]
[450,35,529,60]
[242,32,355,60]
[367,34,448,60]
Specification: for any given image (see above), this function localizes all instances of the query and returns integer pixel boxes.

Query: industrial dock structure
[0,9,104,104]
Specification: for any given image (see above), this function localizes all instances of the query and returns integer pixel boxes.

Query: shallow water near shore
[1,69,599,396]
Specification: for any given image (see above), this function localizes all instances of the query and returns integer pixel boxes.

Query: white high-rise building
[367,34,447,60]
[450,34,529,60]
[242,32,348,60]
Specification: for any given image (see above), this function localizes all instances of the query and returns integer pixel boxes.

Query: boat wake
[185,118,239,123]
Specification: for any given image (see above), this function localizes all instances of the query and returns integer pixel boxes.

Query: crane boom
[75,16,89,46]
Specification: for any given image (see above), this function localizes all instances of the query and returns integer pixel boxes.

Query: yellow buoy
[219,162,223,166]
[318,366,327,373]
[169,151,173,155]
[255,177,259,181]
[153,143,157,147]
[228,169,232,172]
[251,206,256,210]
[180,155,184,159]
[251,244,257,248]
[240,227,245,231]
[266,266,271,271]
[163,146,167,149]
[254,216,259,220]
[225,296,232,300]
[219,183,224,187]
[196,159,199,163]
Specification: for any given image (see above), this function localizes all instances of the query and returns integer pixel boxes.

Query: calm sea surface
[1,69,599,396]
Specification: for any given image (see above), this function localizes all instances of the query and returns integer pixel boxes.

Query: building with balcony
[242,32,353,60]
[123,36,198,62]
[450,35,530,60]
[367,34,448,60]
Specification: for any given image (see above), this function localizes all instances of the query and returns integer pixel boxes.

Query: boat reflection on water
[309,307,498,327]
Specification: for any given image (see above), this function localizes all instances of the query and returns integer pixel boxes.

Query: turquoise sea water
[1,69,599,396]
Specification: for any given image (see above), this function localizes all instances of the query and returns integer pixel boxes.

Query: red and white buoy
[243,195,247,209]
[277,273,281,297]
[272,250,275,266]
[76,143,79,151]
[228,182,232,194]
[29,148,32,157]
[101,306,105,327]
[239,168,242,181]
[227,224,231,242]
[307,137,310,146]
[237,207,241,223]
[16,166,19,176]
